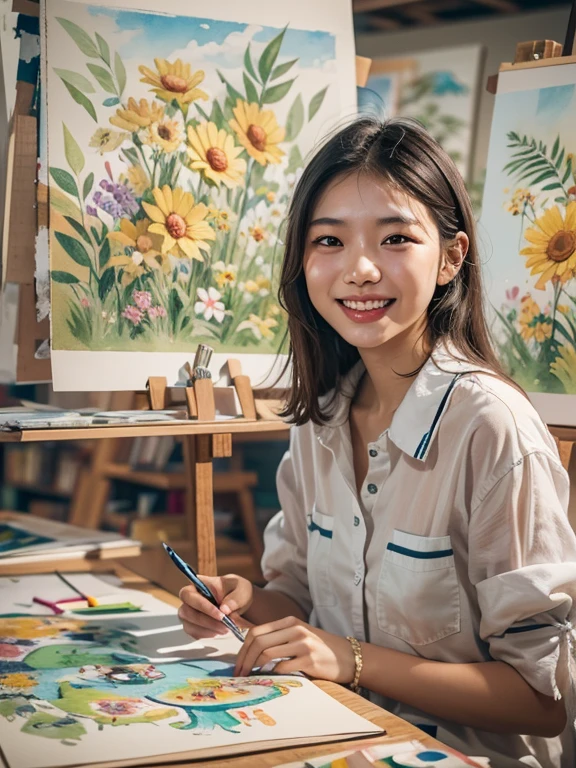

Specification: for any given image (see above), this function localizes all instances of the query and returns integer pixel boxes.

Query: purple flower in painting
[86,205,98,217]
[148,305,167,320]
[132,290,152,311]
[91,181,139,219]
[121,305,143,325]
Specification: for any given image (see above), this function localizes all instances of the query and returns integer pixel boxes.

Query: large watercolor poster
[0,575,380,768]
[45,0,356,390]
[367,45,482,181]
[480,64,576,425]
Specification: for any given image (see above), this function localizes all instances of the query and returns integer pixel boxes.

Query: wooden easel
[69,358,271,577]
[486,0,576,528]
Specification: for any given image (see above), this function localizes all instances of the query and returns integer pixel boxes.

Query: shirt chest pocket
[306,505,337,608]
[376,529,460,646]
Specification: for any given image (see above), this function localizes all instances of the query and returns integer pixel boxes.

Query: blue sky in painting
[480,82,576,309]
[87,6,335,66]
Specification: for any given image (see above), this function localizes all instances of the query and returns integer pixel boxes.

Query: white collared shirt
[262,347,576,768]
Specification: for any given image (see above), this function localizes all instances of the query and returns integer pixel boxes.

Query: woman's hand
[178,573,254,640]
[233,615,355,683]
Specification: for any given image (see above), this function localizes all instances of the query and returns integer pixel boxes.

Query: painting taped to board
[480,63,576,424]
[44,0,356,390]
[366,45,483,182]
[0,615,379,768]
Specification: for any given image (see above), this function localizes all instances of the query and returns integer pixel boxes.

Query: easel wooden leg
[69,437,118,529]
[183,433,232,576]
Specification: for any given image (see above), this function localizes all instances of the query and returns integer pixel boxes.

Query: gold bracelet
[346,636,363,694]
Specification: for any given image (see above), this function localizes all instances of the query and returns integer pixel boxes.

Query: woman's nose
[343,250,381,285]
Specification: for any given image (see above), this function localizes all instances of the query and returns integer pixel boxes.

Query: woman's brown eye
[317,236,341,247]
[385,235,408,245]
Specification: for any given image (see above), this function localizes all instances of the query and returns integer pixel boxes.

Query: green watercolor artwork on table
[480,66,576,417]
[46,0,343,362]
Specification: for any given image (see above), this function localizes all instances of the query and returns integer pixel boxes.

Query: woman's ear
[437,231,469,286]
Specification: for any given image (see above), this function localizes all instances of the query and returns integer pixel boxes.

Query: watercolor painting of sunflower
[480,75,576,402]
[45,0,346,384]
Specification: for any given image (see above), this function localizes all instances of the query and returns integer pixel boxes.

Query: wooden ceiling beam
[353,0,423,13]
[472,0,520,11]
[367,15,404,29]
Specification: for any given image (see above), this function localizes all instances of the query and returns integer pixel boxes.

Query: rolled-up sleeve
[469,450,576,701]
[261,429,313,617]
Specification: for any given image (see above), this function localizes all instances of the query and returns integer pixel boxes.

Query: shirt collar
[314,343,485,462]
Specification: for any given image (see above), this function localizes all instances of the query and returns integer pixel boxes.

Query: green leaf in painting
[551,135,560,160]
[308,86,328,121]
[168,288,184,333]
[103,97,120,107]
[50,167,79,198]
[271,58,298,81]
[258,27,286,83]
[216,70,243,107]
[61,81,98,122]
[56,18,100,58]
[287,144,303,174]
[95,32,111,66]
[55,231,92,268]
[209,99,226,131]
[244,44,259,83]
[82,172,94,201]
[563,158,573,184]
[63,123,85,175]
[98,267,115,301]
[115,52,127,95]
[64,216,91,244]
[195,103,211,122]
[52,270,80,284]
[284,93,304,142]
[262,78,295,104]
[50,189,82,220]
[99,238,111,270]
[555,148,565,170]
[54,68,95,93]
[87,63,116,94]
[243,72,259,104]
[541,182,563,191]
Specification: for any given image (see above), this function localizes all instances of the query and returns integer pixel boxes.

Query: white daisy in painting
[194,287,225,323]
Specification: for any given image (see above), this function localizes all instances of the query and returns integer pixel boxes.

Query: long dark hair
[279,116,508,426]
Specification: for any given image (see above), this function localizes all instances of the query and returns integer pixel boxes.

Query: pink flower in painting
[505,286,519,302]
[148,305,167,319]
[80,297,90,308]
[132,290,152,311]
[122,305,143,325]
[95,699,141,716]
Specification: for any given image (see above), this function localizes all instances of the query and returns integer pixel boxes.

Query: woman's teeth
[341,299,393,311]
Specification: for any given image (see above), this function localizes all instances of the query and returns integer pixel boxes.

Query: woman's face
[303,172,466,353]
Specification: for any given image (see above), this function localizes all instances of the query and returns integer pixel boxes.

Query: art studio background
[0,0,575,587]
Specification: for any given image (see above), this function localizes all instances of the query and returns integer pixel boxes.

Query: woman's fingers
[178,602,227,636]
[234,618,304,676]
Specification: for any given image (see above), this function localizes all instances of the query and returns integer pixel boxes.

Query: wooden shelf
[103,464,258,491]
[4,480,72,498]
[0,419,289,443]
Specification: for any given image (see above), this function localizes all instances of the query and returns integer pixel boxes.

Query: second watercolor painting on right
[480,63,576,424]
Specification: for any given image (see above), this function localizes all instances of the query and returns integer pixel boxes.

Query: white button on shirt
[261,347,576,768]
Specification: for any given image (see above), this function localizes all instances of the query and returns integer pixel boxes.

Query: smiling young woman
[179,118,576,768]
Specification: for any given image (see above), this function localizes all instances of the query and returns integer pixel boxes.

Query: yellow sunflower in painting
[229,100,285,166]
[107,219,164,285]
[186,122,246,188]
[142,186,215,261]
[139,59,208,107]
[145,117,184,154]
[521,203,576,290]
[518,295,552,343]
[550,345,576,393]
[109,98,164,132]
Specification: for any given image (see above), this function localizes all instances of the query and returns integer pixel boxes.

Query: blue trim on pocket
[387,542,453,559]
[308,521,333,539]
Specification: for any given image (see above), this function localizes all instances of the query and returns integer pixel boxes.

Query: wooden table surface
[3,558,447,768]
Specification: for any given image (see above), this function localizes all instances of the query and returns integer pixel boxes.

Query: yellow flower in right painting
[550,345,576,393]
[139,59,208,107]
[520,203,576,290]
[229,100,285,166]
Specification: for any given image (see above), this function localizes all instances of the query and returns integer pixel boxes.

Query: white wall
[356,7,572,180]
